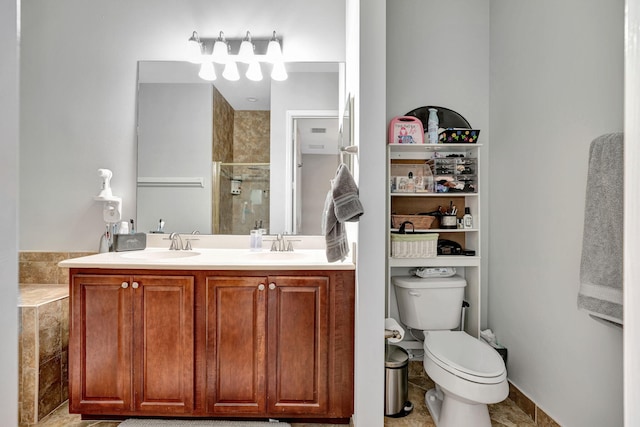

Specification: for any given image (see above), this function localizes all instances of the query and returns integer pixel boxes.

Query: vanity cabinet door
[132,275,194,415]
[69,274,133,414]
[206,276,267,415]
[69,272,194,416]
[266,275,329,416]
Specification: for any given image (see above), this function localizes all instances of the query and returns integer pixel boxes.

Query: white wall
[19,0,345,251]
[489,1,624,425]
[386,0,490,324]
[353,0,387,425]
[0,0,19,421]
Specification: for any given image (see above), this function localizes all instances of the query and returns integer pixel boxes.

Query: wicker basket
[391,215,436,230]
[390,232,439,258]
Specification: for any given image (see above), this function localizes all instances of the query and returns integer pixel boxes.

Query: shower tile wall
[232,110,270,234]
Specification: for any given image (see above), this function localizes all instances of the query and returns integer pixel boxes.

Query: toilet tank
[392,275,466,330]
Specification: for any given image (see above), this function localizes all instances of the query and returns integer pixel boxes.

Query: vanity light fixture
[237,31,255,63]
[186,30,287,81]
[211,31,229,64]
[265,31,283,63]
[186,31,203,64]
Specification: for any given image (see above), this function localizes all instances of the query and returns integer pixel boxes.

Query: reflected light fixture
[246,61,263,81]
[271,61,288,81]
[198,62,216,81]
[222,61,240,81]
[186,30,286,81]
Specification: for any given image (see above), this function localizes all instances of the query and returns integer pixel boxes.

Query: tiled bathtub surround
[18,252,90,426]
[18,284,69,426]
[20,252,94,285]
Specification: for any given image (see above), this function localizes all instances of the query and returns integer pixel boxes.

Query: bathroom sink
[242,251,311,261]
[121,250,201,260]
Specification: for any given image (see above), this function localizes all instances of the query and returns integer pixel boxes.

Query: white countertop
[58,234,355,271]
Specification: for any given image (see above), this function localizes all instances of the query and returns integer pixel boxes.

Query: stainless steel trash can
[384,344,410,416]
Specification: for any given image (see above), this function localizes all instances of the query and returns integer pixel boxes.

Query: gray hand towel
[323,189,350,263]
[578,132,624,326]
[333,163,364,223]
[323,164,364,262]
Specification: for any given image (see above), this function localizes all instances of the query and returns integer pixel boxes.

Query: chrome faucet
[269,234,296,252]
[169,232,184,250]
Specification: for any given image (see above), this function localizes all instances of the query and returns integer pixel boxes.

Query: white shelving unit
[387,143,482,337]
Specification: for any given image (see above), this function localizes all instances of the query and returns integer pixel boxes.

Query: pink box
[389,116,424,144]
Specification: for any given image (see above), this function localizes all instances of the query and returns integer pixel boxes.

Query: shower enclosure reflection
[213,162,270,234]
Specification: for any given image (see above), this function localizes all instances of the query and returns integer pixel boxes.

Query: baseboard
[508,381,561,426]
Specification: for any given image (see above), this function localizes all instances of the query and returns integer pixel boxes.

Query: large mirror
[136,61,348,235]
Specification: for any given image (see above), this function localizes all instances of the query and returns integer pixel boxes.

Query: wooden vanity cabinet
[69,272,194,416]
[69,268,354,421]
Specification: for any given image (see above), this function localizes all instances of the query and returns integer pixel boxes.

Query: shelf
[390,228,478,233]
[388,256,481,268]
[389,143,481,159]
[390,192,478,197]
[388,143,482,150]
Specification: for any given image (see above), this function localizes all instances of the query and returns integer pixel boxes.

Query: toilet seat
[424,331,506,384]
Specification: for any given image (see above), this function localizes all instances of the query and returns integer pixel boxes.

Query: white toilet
[392,275,508,427]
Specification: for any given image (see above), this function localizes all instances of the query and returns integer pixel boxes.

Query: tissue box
[113,233,147,252]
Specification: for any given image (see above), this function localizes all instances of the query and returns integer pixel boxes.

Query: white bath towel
[323,164,364,262]
[578,132,624,326]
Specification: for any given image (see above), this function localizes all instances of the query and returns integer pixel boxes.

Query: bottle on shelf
[463,207,473,229]
[427,108,439,144]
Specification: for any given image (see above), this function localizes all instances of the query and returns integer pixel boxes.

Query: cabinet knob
[132,281,139,289]
[121,282,129,289]
[258,283,265,291]
[269,283,276,290]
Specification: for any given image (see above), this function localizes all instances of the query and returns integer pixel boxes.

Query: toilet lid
[424,331,506,384]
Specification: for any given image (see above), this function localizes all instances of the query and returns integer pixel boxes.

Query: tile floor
[31,362,536,427]
[383,362,537,427]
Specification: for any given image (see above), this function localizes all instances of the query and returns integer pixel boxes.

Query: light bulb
[237,31,255,63]
[246,61,263,81]
[198,62,216,81]
[223,61,240,81]
[271,61,288,81]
